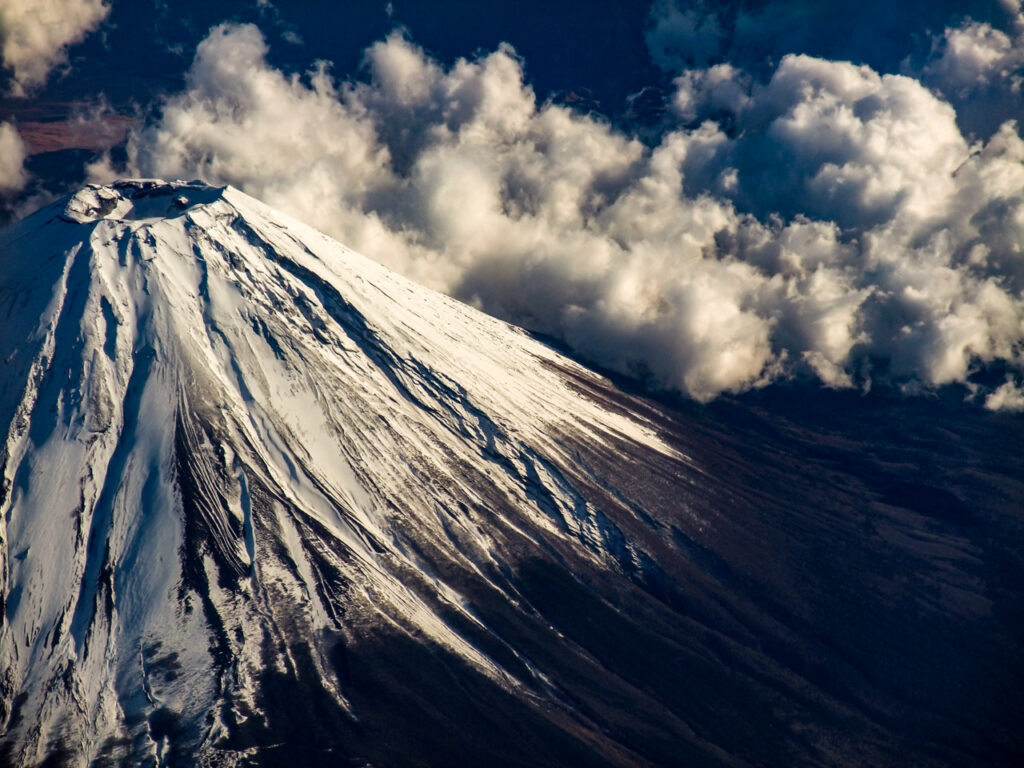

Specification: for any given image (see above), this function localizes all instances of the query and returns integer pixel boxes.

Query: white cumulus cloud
[985,377,1024,410]
[921,1,1024,136]
[0,0,110,95]
[91,22,1024,407]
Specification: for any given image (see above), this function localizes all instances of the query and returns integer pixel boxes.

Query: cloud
[0,0,110,95]
[90,22,1024,407]
[672,55,1024,391]
[648,0,1024,138]
[673,55,970,227]
[0,121,27,193]
[927,17,1021,92]
[921,1,1024,136]
[985,377,1024,410]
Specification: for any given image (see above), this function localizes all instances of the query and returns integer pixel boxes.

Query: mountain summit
[1,180,1021,767]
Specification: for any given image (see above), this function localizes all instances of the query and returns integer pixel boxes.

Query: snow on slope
[0,180,694,766]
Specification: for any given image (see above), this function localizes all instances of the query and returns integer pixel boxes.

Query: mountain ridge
[0,180,1021,767]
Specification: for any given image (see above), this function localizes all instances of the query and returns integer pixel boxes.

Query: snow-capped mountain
[1,181,1021,767]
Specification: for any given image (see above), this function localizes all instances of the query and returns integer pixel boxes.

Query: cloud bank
[91,22,1024,408]
[0,0,110,95]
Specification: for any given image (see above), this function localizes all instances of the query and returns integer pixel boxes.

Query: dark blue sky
[14,1,657,116]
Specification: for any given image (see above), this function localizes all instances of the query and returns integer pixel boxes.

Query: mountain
[0,180,1021,768]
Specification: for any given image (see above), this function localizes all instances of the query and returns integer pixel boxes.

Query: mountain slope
[0,180,1021,767]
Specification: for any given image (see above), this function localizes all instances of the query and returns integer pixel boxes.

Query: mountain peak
[1,177,693,766]
[61,179,225,224]
[1,180,1022,767]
